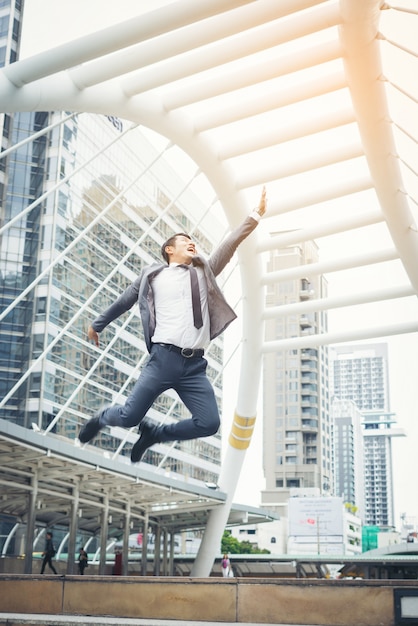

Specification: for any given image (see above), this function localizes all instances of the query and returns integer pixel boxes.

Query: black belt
[155,343,204,358]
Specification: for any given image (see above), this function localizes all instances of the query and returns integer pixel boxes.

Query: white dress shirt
[151,263,210,349]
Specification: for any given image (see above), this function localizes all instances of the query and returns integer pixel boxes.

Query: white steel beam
[70,0,332,90]
[161,39,342,109]
[3,0,254,87]
[263,284,414,319]
[261,247,398,284]
[218,107,355,159]
[193,70,348,132]
[262,320,418,352]
[258,210,384,255]
[264,174,373,218]
[124,3,340,98]
[235,141,363,189]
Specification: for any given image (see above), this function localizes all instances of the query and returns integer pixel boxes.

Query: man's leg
[130,354,219,463]
[79,347,169,442]
[162,356,220,441]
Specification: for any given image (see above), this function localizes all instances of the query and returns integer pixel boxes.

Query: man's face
[166,235,196,264]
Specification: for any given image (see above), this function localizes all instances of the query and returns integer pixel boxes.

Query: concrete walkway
[0,615,321,626]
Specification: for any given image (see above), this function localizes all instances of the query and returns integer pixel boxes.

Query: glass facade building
[0,109,227,487]
[0,0,22,66]
[0,0,29,426]
[0,0,23,185]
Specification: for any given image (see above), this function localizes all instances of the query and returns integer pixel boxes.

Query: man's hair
[161,232,191,263]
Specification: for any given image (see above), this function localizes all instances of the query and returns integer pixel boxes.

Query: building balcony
[301,401,318,410]
[300,283,314,301]
[299,315,312,329]
[300,360,317,372]
[300,327,315,336]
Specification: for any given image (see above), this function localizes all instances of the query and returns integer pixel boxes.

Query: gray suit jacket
[92,215,259,352]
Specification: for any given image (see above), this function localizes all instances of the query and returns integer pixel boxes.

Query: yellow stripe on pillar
[228,412,256,450]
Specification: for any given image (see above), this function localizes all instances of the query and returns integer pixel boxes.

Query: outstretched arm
[87,275,142,347]
[255,185,267,218]
[208,186,267,276]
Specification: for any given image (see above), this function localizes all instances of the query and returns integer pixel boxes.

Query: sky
[19,0,418,529]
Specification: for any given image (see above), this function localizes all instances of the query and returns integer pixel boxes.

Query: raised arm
[208,186,267,277]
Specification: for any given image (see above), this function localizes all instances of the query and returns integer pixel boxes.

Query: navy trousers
[40,554,57,574]
[99,343,220,442]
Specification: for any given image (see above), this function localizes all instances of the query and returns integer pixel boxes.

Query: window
[0,16,9,37]
[12,17,20,42]
[286,430,297,440]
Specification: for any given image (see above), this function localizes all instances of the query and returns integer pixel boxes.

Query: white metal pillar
[99,496,109,575]
[192,239,264,576]
[141,514,149,577]
[66,482,80,575]
[153,525,161,576]
[122,501,131,577]
[24,473,38,574]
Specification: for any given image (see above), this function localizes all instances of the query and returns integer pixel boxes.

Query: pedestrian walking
[40,531,57,574]
[78,547,88,575]
[221,553,231,577]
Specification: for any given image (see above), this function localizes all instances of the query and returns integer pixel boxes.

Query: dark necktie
[179,264,203,329]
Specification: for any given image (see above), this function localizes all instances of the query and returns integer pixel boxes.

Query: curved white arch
[339,0,418,291]
[1,0,417,576]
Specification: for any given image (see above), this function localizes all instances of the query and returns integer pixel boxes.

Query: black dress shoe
[131,419,161,463]
[79,416,102,443]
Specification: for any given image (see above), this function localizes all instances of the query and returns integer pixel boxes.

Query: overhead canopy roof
[0,420,276,535]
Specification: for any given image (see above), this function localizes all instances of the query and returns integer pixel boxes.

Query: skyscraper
[0,108,227,487]
[331,398,365,519]
[330,344,389,411]
[0,0,24,197]
[261,240,331,518]
[330,344,405,526]
[0,0,42,432]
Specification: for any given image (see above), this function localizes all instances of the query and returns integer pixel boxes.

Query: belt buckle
[181,348,194,358]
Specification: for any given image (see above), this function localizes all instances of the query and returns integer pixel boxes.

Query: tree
[221,530,270,555]
[221,530,241,554]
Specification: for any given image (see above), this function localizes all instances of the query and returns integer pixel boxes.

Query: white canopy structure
[1,0,417,576]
